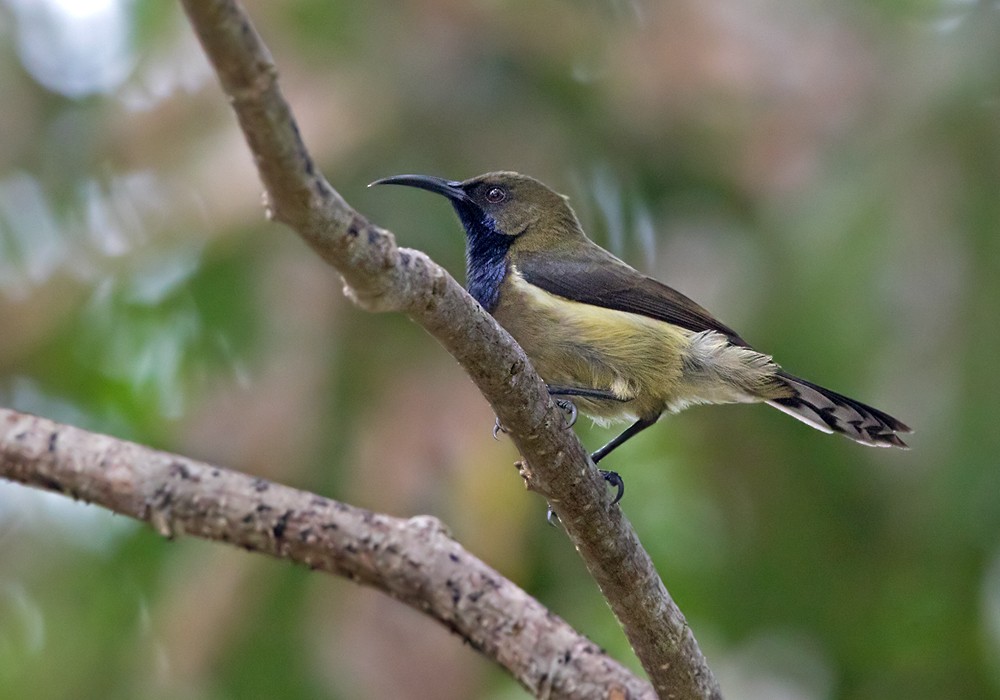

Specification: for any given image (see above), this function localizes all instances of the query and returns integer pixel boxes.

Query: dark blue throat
[452,203,511,313]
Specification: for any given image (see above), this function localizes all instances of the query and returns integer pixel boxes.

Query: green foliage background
[1,0,998,698]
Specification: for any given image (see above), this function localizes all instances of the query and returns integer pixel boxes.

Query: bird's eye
[485,187,506,204]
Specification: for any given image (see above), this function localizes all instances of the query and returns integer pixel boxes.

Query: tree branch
[178,2,721,698]
[2,1,722,697]
[0,408,653,699]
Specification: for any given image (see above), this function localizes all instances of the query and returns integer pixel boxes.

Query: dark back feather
[515,248,749,348]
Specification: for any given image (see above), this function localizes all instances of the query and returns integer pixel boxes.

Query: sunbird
[371,171,910,502]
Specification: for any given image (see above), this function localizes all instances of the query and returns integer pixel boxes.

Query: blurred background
[1,0,998,698]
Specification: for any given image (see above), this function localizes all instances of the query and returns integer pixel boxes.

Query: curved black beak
[368,174,471,204]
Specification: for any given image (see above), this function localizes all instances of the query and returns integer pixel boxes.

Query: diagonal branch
[178,2,720,698]
[28,1,722,697]
[0,408,654,699]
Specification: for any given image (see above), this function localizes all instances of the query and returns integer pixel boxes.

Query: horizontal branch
[0,407,654,699]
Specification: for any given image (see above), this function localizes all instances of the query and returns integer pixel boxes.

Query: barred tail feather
[767,373,911,449]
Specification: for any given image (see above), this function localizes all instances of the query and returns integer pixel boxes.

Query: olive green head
[370,171,585,252]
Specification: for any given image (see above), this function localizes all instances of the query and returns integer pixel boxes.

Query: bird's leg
[546,386,646,505]
[498,386,645,509]
[590,415,658,505]
[591,415,658,463]
[546,385,628,401]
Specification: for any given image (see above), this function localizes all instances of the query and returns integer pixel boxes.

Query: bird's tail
[767,372,911,448]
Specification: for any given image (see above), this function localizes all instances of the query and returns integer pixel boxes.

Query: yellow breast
[493,267,691,422]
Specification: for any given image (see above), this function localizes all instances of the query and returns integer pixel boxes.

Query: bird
[370,171,911,503]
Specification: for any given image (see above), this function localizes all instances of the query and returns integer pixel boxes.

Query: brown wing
[515,247,749,347]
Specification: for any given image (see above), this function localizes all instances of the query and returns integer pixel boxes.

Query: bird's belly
[494,274,691,423]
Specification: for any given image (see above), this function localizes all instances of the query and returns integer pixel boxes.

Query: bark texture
[0,408,654,699]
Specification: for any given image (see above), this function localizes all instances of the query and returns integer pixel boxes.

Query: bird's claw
[545,470,623,524]
[492,417,508,440]
[599,469,625,505]
[555,398,578,429]
[496,400,573,438]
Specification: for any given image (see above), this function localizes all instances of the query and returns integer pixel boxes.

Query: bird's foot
[540,467,623,525]
[492,417,508,440]
[544,470,623,524]
[599,469,625,505]
[555,398,578,429]
[495,398,574,437]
